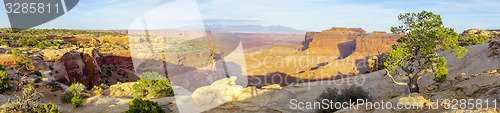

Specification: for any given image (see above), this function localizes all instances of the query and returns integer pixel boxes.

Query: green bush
[0,70,9,93]
[11,48,21,56]
[35,102,61,113]
[126,97,165,113]
[17,56,34,71]
[137,71,165,80]
[70,95,83,107]
[31,71,42,77]
[0,101,22,113]
[459,35,494,46]
[316,85,372,113]
[60,91,73,103]
[132,72,173,98]
[17,85,43,112]
[0,38,9,46]
[61,83,88,107]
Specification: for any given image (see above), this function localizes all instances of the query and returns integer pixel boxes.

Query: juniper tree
[384,11,467,93]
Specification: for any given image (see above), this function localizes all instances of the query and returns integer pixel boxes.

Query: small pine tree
[126,97,165,113]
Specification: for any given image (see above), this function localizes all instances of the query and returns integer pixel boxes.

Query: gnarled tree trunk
[408,77,419,93]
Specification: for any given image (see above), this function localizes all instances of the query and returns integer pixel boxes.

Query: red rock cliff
[52,49,103,89]
[246,27,402,79]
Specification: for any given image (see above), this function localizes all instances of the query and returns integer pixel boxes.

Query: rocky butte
[245,27,402,81]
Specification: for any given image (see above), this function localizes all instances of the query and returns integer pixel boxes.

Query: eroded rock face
[321,27,366,34]
[53,49,103,89]
[372,31,387,34]
[245,27,401,78]
[489,38,500,57]
[462,29,500,37]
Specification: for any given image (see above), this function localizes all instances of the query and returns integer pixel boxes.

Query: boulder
[489,38,500,57]
[191,76,244,106]
[464,84,480,96]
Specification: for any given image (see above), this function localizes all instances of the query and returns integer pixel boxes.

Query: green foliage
[65,43,73,47]
[61,83,88,107]
[60,92,73,104]
[458,35,494,46]
[10,35,62,49]
[70,96,83,107]
[0,62,4,71]
[1,87,60,113]
[17,56,34,71]
[433,57,448,83]
[17,85,43,112]
[132,72,174,98]
[11,48,21,56]
[0,28,125,50]
[126,97,165,113]
[31,71,42,77]
[11,49,34,71]
[138,71,166,80]
[316,85,372,113]
[35,102,61,113]
[385,11,467,85]
[0,101,22,113]
[0,38,9,46]
[0,70,9,93]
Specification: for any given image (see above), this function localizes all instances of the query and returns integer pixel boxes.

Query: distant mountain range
[203,24,306,33]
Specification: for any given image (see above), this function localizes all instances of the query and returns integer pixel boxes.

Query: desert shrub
[132,72,173,98]
[60,92,72,103]
[0,38,9,46]
[17,56,34,71]
[0,70,9,93]
[459,35,494,46]
[35,102,61,113]
[11,48,21,56]
[47,80,62,92]
[15,85,43,112]
[316,85,372,113]
[0,101,22,113]
[316,87,340,113]
[61,83,89,107]
[126,97,165,113]
[31,71,42,77]
[137,71,165,80]
[70,96,83,107]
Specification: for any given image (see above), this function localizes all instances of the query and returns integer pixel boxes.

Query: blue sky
[0,0,499,33]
